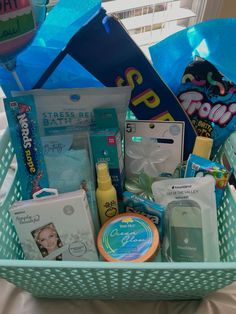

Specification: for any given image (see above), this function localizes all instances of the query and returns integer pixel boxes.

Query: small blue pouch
[123,191,165,240]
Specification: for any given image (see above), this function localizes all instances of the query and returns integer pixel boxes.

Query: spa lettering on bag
[115,67,175,121]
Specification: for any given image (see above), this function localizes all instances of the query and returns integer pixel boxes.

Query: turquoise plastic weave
[0,128,236,300]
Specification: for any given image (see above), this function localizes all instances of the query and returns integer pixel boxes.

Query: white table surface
[0,278,236,314]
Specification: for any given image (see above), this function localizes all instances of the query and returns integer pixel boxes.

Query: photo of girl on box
[32,223,63,260]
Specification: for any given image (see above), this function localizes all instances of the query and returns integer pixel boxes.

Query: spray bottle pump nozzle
[96,162,112,190]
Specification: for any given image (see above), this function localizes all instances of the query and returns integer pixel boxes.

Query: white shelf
[131,25,185,46]
[103,0,176,14]
[121,7,196,30]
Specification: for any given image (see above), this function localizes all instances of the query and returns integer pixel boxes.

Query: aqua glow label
[101,216,154,261]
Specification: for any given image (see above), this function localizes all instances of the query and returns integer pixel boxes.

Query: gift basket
[0,0,236,300]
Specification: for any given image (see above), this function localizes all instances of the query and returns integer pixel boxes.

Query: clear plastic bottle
[173,136,213,178]
[96,162,119,225]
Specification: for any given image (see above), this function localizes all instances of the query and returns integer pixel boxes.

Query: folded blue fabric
[149,18,236,94]
[0,0,102,95]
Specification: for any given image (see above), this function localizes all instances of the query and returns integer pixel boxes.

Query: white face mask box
[9,189,98,261]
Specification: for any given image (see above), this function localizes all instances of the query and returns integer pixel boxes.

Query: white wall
[219,0,236,18]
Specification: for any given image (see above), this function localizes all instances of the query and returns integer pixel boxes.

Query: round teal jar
[97,213,159,262]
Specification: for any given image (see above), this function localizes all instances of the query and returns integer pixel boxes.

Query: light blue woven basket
[0,128,236,300]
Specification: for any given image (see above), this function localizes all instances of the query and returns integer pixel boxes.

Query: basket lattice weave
[0,128,236,300]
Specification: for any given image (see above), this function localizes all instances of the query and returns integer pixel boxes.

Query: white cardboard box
[10,189,98,261]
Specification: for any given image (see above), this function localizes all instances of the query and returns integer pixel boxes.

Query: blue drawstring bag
[0,0,102,96]
[149,18,236,153]
[0,0,196,159]
[149,18,236,94]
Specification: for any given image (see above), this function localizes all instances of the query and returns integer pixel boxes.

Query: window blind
[102,0,198,57]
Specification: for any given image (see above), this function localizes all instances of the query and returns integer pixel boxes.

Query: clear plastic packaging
[152,177,220,262]
[41,132,100,233]
[125,120,184,180]
[13,86,131,135]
